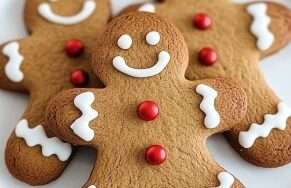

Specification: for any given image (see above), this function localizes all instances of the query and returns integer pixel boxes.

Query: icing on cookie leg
[239,102,291,148]
[15,119,72,161]
[214,172,235,188]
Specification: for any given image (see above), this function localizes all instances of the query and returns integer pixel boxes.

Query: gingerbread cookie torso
[0,0,110,185]
[46,12,248,188]
[123,0,291,167]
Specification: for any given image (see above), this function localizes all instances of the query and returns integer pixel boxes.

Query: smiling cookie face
[93,12,188,85]
[24,0,109,32]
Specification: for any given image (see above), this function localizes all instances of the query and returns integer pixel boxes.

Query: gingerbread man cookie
[123,0,291,167]
[0,0,110,185]
[45,12,248,188]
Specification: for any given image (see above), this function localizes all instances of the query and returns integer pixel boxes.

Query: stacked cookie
[1,0,291,187]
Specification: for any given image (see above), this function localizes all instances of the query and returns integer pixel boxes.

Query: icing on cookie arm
[196,84,220,129]
[46,89,106,146]
[71,92,98,142]
[2,42,24,82]
[247,2,291,55]
[194,79,247,132]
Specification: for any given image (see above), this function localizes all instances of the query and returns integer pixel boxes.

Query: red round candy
[137,101,159,121]
[193,13,212,30]
[145,145,167,165]
[65,39,84,57]
[70,69,89,87]
[198,47,218,66]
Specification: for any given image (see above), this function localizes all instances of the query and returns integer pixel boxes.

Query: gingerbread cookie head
[46,12,248,187]
[93,12,188,86]
[24,0,109,32]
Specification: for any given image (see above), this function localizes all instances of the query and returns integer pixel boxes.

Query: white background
[0,0,291,187]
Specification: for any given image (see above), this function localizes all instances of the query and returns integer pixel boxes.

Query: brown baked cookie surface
[46,12,248,188]
[122,0,291,167]
[0,0,110,185]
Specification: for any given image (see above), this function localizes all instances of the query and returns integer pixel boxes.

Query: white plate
[0,0,291,187]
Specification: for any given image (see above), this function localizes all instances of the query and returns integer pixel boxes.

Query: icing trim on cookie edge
[2,42,24,82]
[138,3,156,13]
[196,84,220,129]
[71,92,98,142]
[214,171,235,188]
[239,102,291,148]
[38,0,96,25]
[247,3,274,51]
[15,119,72,161]
[113,51,170,78]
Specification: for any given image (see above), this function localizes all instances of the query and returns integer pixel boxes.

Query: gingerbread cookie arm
[46,88,108,146]
[245,2,291,57]
[0,41,27,92]
[193,78,247,134]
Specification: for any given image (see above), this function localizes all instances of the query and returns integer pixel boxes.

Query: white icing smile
[113,51,170,78]
[38,0,96,25]
[114,31,170,78]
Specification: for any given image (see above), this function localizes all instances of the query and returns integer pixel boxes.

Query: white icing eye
[146,31,160,46]
[117,34,133,50]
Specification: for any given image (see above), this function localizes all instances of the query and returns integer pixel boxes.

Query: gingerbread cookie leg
[5,91,72,185]
[222,2,291,167]
[0,42,27,92]
[225,80,291,167]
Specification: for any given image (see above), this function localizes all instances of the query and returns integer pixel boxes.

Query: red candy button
[198,47,218,66]
[65,39,84,57]
[145,145,167,165]
[137,101,159,121]
[70,69,89,87]
[193,13,212,30]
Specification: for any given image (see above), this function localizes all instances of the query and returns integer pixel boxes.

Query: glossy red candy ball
[70,69,89,87]
[198,47,218,66]
[193,13,212,30]
[65,39,84,57]
[145,145,167,165]
[137,101,159,121]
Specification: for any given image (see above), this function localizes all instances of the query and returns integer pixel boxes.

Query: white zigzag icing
[196,84,220,129]
[239,102,291,148]
[15,119,72,161]
[71,92,98,142]
[247,3,274,51]
[2,42,24,82]
[214,172,235,188]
